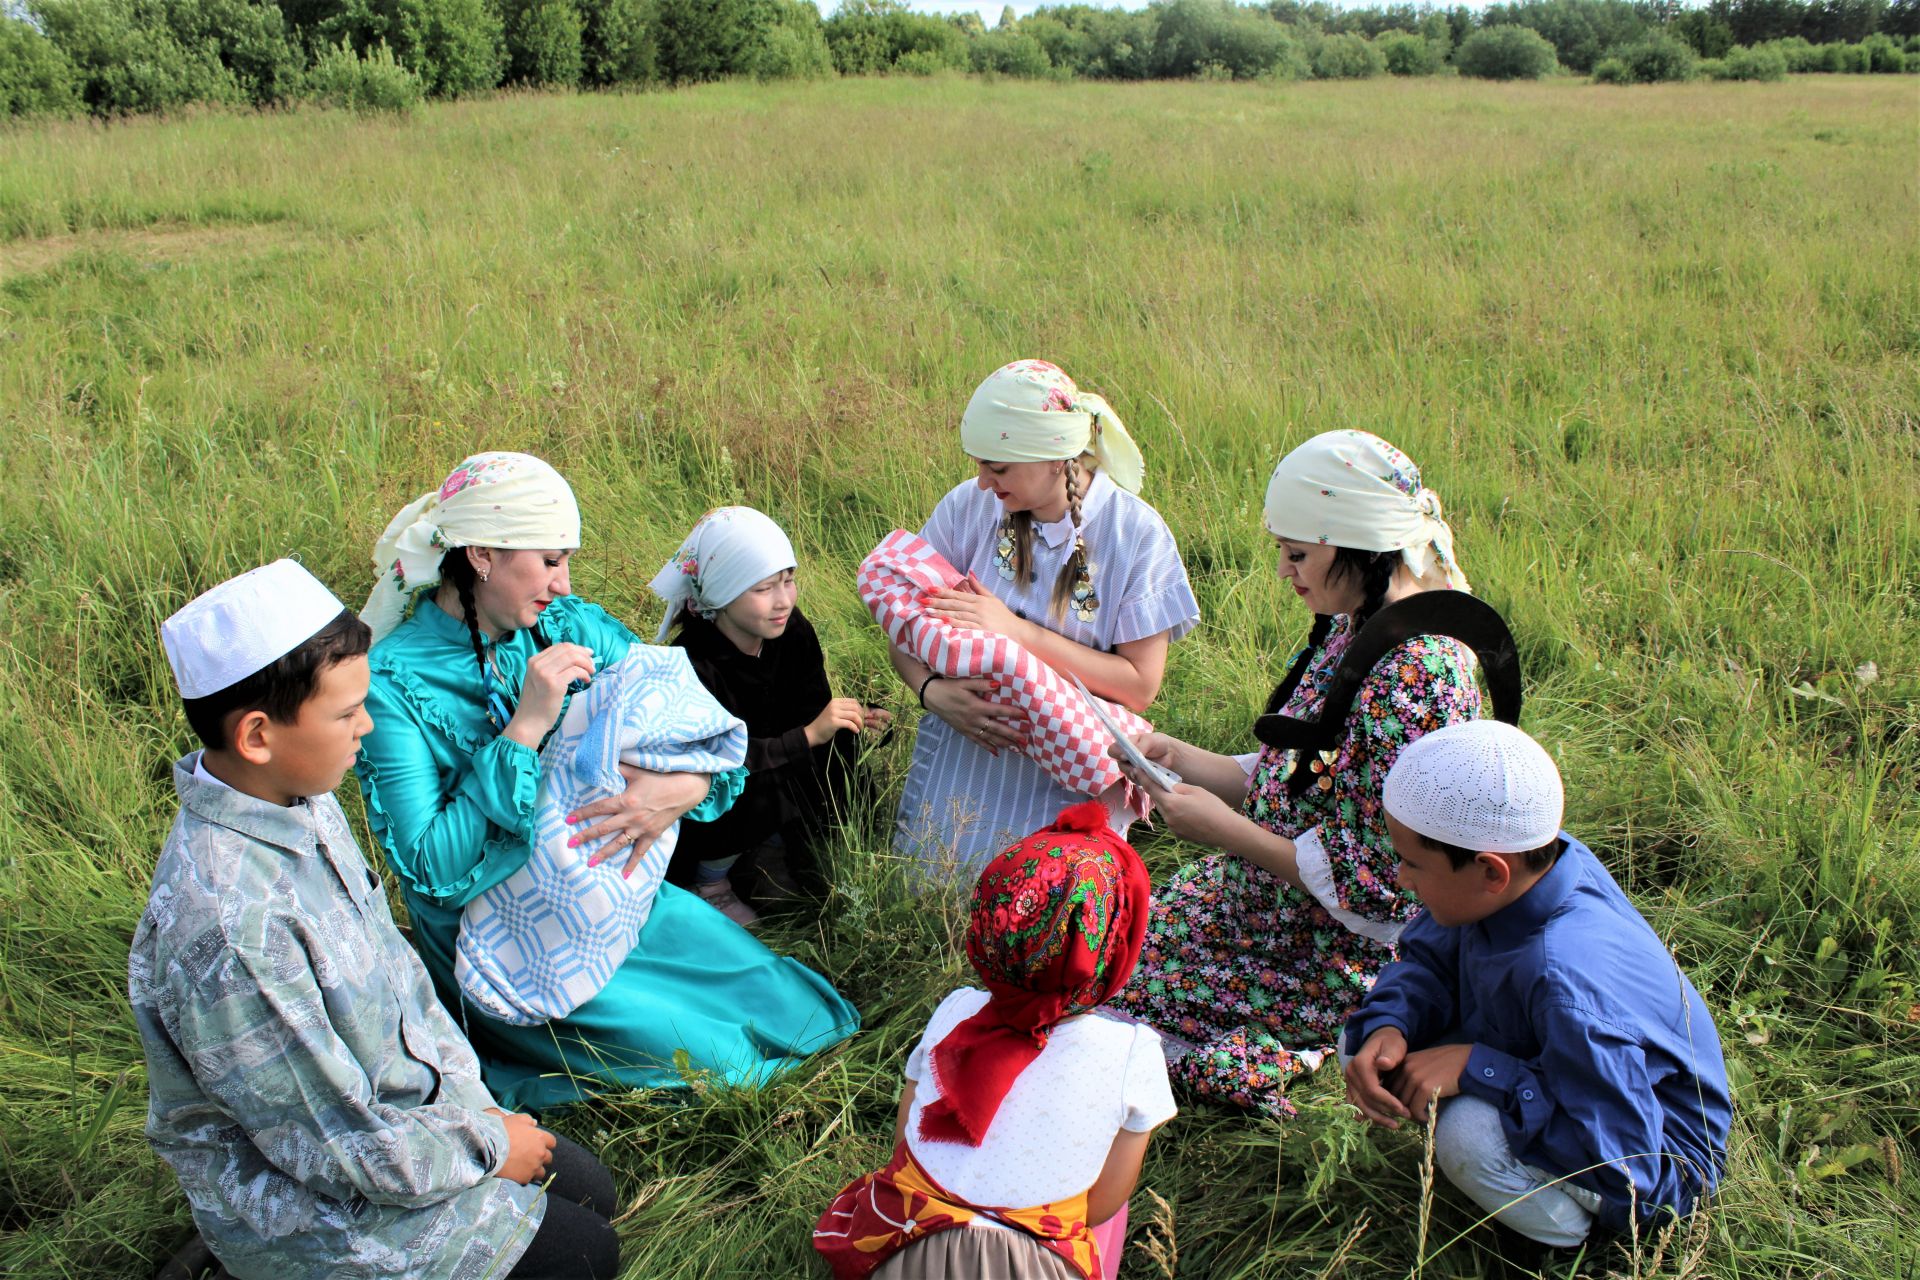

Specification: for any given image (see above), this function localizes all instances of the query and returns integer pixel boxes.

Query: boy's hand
[861,706,893,733]
[1392,1043,1474,1123]
[1344,1027,1411,1128]
[487,1109,555,1184]
[805,697,868,747]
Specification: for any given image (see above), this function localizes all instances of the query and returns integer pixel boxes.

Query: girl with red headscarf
[815,802,1173,1280]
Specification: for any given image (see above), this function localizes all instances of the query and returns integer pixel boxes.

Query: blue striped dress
[894,474,1201,878]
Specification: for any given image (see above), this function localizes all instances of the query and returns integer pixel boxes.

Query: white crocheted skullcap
[1384,721,1564,855]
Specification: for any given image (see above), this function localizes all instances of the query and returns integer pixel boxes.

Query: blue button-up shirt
[129,756,545,1279]
[1344,835,1731,1233]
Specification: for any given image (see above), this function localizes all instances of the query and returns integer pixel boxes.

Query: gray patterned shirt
[130,755,545,1280]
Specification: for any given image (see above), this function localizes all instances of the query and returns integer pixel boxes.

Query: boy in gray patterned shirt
[133,560,621,1280]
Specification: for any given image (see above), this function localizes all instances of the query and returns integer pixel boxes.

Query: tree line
[3,0,1917,119]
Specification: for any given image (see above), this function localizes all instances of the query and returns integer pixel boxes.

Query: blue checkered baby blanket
[454,646,748,1026]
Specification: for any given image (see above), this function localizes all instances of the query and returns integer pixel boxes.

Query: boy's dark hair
[1420,830,1564,874]
[182,608,371,750]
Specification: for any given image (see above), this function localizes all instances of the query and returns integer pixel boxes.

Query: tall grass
[0,75,1914,1278]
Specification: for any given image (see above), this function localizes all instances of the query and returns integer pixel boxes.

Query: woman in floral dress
[1108,430,1489,1119]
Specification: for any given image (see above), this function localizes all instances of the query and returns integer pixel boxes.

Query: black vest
[1253,592,1523,798]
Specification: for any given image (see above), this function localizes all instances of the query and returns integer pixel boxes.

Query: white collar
[1034,470,1113,549]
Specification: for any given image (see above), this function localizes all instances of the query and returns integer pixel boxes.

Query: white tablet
[1072,674,1182,791]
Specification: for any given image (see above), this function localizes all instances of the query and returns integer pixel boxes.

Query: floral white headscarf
[361,452,581,643]
[958,360,1147,494]
[1262,430,1470,592]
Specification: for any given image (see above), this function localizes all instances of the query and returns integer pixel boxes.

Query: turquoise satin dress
[355,593,860,1111]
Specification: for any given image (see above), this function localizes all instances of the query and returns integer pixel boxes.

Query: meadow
[0,72,1915,1279]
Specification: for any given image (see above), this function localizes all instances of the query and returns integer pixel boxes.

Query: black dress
[668,608,862,900]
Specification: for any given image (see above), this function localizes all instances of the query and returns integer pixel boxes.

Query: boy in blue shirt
[1343,721,1730,1250]
[133,560,621,1280]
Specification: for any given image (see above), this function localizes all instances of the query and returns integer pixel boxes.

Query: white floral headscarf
[647,507,797,642]
[1262,430,1470,592]
[958,360,1147,494]
[361,452,581,643]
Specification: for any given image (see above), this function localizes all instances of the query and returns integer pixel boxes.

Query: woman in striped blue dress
[889,360,1200,880]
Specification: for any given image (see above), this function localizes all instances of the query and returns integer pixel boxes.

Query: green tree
[502,0,583,85]
[578,0,658,86]
[303,0,505,96]
[0,13,80,116]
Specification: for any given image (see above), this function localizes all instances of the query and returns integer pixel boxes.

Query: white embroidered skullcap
[1384,721,1564,855]
[163,559,348,699]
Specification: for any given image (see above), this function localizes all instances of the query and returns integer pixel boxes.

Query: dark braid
[1330,546,1399,629]
[1049,457,1095,620]
[439,549,488,682]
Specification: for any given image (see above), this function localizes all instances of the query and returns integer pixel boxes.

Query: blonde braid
[1007,510,1036,585]
[1050,458,1098,621]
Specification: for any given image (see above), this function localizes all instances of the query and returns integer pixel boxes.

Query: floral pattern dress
[1112,613,1482,1118]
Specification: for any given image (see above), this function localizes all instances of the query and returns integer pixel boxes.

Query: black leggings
[507,1133,622,1280]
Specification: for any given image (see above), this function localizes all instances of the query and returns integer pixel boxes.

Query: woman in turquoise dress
[355,451,860,1111]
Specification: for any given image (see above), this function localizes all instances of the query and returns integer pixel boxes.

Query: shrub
[1591,54,1630,81]
[1696,55,1727,78]
[1454,23,1560,79]
[741,2,834,81]
[1759,36,1820,71]
[1721,44,1787,80]
[1479,0,1649,72]
[1859,33,1908,71]
[1374,29,1444,75]
[823,0,966,76]
[971,29,1051,77]
[1147,0,1296,79]
[30,0,244,114]
[1310,31,1385,79]
[311,0,506,98]
[503,0,584,87]
[0,15,80,116]
[303,38,424,112]
[578,0,658,86]
[1822,40,1870,71]
[1600,31,1697,82]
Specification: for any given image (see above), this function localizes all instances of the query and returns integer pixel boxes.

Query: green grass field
[0,72,1915,1279]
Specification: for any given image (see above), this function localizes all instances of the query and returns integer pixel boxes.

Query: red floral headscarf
[918,801,1152,1147]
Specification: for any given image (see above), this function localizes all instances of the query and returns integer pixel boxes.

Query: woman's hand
[861,706,893,733]
[573,765,710,878]
[1108,732,1186,780]
[924,576,1027,642]
[805,697,868,747]
[924,675,1028,754]
[502,643,596,749]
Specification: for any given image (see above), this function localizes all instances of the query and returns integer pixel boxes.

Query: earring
[479,570,490,583]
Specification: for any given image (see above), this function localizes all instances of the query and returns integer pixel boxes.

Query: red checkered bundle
[858,530,1151,818]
